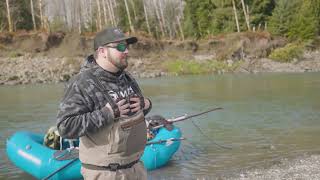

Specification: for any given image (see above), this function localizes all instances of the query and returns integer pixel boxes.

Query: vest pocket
[124,122,147,156]
[108,123,131,154]
[108,112,146,155]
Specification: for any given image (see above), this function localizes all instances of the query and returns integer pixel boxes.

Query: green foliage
[269,0,318,41]
[288,1,318,41]
[116,1,129,32]
[268,0,300,36]
[131,0,147,30]
[0,1,6,31]
[0,0,40,31]
[249,0,276,27]
[183,0,200,38]
[269,43,304,62]
[310,0,320,35]
[15,1,34,30]
[0,0,318,42]
[210,7,235,34]
[9,51,23,58]
[183,0,276,38]
[183,0,214,38]
[163,59,241,75]
[117,0,145,32]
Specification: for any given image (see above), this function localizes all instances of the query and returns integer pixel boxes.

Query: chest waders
[79,72,147,170]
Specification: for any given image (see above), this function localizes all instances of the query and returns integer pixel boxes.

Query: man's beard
[108,51,128,71]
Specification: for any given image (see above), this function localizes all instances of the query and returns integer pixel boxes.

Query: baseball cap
[93,27,138,50]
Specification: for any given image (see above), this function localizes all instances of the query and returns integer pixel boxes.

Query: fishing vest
[79,110,146,166]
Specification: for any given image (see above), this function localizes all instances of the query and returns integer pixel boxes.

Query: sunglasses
[105,43,128,52]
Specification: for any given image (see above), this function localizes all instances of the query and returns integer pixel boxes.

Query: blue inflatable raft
[6,126,182,180]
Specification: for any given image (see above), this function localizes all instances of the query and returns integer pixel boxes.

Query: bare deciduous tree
[176,16,184,40]
[96,0,102,31]
[124,0,134,32]
[102,0,108,27]
[111,0,118,25]
[143,0,151,35]
[106,0,114,26]
[39,0,44,29]
[6,0,13,32]
[30,0,37,31]
[232,0,240,32]
[153,0,165,37]
[241,0,250,31]
[78,0,82,33]
[158,0,167,35]
[129,0,137,22]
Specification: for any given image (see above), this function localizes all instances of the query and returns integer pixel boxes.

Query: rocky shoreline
[1,32,320,85]
[1,50,320,85]
[235,51,320,74]
[223,153,320,180]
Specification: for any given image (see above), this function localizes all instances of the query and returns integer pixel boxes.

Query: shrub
[163,59,242,75]
[269,43,303,62]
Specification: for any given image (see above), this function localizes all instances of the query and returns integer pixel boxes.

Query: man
[56,27,152,180]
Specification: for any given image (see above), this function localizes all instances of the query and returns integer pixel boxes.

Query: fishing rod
[190,120,232,150]
[148,107,232,150]
[150,107,223,130]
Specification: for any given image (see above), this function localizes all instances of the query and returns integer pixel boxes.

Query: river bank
[1,31,320,85]
[222,153,320,180]
[1,50,320,85]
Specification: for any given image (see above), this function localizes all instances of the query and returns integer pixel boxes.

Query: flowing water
[1,72,320,179]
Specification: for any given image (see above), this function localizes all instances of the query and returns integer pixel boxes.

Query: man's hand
[117,99,130,117]
[144,98,150,110]
[129,97,141,113]
[105,103,114,117]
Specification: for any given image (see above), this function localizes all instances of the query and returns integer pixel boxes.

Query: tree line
[1,0,320,41]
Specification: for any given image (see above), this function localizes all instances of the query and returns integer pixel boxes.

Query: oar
[42,158,78,180]
[146,138,186,145]
[151,107,223,130]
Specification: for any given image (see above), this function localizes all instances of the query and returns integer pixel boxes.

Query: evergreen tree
[288,0,317,40]
[195,0,217,37]
[184,0,225,38]
[132,0,146,31]
[210,7,235,34]
[183,0,199,38]
[268,0,300,36]
[117,0,130,32]
[117,0,147,33]
[0,1,5,31]
[249,0,275,29]
[15,0,34,30]
[310,0,320,35]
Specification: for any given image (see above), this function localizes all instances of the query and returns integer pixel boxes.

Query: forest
[1,0,320,41]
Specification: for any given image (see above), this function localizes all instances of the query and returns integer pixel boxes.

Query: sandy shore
[224,154,320,180]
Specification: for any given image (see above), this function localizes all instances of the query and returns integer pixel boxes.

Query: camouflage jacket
[56,55,151,139]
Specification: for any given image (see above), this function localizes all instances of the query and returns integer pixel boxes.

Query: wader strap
[81,159,140,171]
[125,72,142,95]
[125,73,147,110]
[86,72,120,119]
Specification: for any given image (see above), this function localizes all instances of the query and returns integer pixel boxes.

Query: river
[1,72,320,179]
